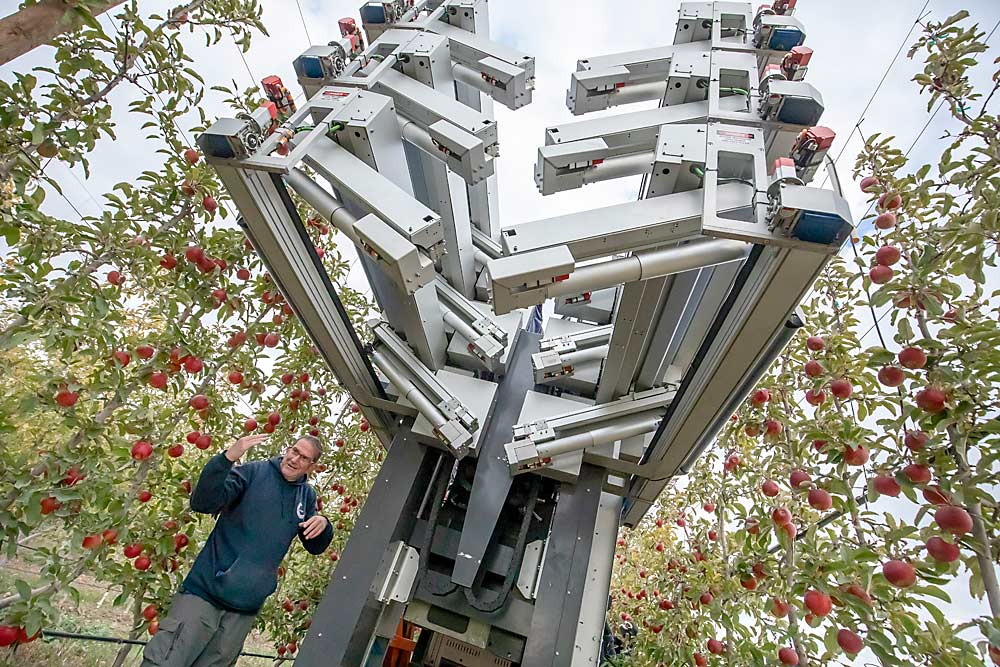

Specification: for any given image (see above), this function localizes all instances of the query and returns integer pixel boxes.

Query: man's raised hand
[299,515,329,540]
[225,434,268,462]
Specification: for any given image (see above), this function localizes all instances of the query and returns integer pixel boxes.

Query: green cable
[690,165,706,178]
[719,87,751,97]
[294,125,316,134]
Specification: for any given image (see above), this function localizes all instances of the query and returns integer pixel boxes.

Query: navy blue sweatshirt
[182,453,333,613]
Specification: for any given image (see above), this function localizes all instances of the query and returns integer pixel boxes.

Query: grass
[0,555,277,666]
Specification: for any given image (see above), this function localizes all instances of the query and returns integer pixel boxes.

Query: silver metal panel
[304,135,444,253]
[572,493,622,666]
[500,182,752,261]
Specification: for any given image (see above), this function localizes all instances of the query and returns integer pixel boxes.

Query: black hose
[417,456,459,597]
[463,477,540,613]
[36,629,280,660]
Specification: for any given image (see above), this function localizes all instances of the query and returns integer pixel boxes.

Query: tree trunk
[0,0,127,66]
[111,591,145,667]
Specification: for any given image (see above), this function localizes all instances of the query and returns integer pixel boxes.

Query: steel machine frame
[198,1,850,664]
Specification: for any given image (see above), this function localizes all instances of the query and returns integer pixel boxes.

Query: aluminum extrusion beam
[210,164,398,438]
[499,182,752,261]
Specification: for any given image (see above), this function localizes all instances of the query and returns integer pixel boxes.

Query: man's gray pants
[141,593,257,667]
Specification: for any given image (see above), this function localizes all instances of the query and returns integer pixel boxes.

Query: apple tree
[607,10,1000,667]
[0,2,383,664]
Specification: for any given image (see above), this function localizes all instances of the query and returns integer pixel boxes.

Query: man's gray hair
[298,434,323,462]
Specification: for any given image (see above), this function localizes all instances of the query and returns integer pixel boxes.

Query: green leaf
[15,578,32,600]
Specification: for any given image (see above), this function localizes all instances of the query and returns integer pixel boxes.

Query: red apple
[843,444,869,466]
[843,583,873,607]
[805,389,826,405]
[830,378,853,400]
[183,357,204,374]
[264,332,280,347]
[167,444,184,458]
[806,336,825,351]
[268,411,281,426]
[771,507,792,525]
[123,543,142,558]
[63,466,84,486]
[925,536,960,563]
[804,360,824,377]
[131,440,153,461]
[708,638,724,655]
[195,434,211,450]
[879,192,902,210]
[790,470,811,489]
[934,505,973,535]
[904,430,929,451]
[770,598,789,618]
[883,559,916,588]
[703,502,715,513]
[134,556,152,571]
[699,591,713,605]
[903,463,931,484]
[185,246,204,263]
[82,533,102,549]
[160,253,178,270]
[740,576,757,590]
[875,245,901,266]
[188,394,209,410]
[899,346,927,369]
[873,474,901,497]
[869,265,893,284]
[203,195,218,213]
[922,485,951,506]
[859,176,879,192]
[877,366,905,387]
[173,533,189,552]
[837,629,863,655]
[107,270,125,286]
[137,490,152,503]
[762,480,780,497]
[874,211,896,229]
[55,388,79,407]
[149,371,168,390]
[184,148,200,164]
[113,350,131,367]
[136,344,155,360]
[0,625,19,647]
[142,604,158,621]
[808,487,832,510]
[244,418,258,432]
[778,647,799,665]
[915,386,946,413]
[101,529,118,545]
[751,388,770,405]
[40,496,60,514]
[745,518,759,534]
[804,589,832,616]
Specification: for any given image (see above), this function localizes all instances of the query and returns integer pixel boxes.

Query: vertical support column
[297,432,438,667]
[521,464,605,667]
[404,143,477,298]
[451,329,537,586]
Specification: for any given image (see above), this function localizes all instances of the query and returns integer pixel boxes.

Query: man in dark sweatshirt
[141,433,333,667]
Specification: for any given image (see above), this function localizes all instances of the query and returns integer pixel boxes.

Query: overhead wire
[294,0,314,44]
[818,0,934,189]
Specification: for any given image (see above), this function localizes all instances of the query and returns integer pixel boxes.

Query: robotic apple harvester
[199,1,851,664]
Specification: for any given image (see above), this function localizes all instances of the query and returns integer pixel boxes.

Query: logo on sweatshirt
[296,502,305,520]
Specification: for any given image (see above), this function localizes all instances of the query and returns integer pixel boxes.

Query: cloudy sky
[3,0,999,643]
